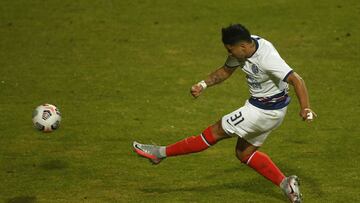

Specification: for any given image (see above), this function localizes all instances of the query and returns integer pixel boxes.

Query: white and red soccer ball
[32,104,61,132]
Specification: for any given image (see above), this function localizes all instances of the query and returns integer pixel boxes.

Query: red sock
[241,151,285,186]
[165,126,217,157]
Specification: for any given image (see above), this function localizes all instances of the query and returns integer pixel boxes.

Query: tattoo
[205,67,230,87]
[211,73,222,84]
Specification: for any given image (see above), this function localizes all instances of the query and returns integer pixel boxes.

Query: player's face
[224,43,247,60]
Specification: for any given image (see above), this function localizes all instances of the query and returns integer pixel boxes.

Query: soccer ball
[32,104,61,132]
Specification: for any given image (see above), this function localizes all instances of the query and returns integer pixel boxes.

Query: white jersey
[224,35,293,98]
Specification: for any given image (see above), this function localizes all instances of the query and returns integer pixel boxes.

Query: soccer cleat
[132,141,165,165]
[280,175,303,203]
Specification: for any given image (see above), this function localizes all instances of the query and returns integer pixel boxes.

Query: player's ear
[224,44,232,53]
[240,42,248,48]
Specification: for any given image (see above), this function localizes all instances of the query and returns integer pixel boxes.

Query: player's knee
[235,149,256,164]
[235,149,246,162]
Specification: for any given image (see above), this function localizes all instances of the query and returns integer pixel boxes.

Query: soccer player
[132,24,317,203]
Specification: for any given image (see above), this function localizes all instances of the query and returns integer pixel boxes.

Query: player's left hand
[300,108,317,122]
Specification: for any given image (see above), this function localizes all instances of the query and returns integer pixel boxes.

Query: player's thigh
[210,119,232,141]
[235,136,258,160]
[235,136,258,152]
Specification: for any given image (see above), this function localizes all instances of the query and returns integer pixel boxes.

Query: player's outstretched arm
[286,72,317,122]
[190,66,237,98]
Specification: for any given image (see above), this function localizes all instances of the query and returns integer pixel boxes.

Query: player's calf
[235,138,259,164]
[165,119,231,157]
[235,137,286,187]
[133,120,231,163]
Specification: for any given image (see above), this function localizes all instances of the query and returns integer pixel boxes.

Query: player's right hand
[190,84,204,98]
[300,108,317,122]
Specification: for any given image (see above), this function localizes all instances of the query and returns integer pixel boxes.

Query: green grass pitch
[0,0,359,202]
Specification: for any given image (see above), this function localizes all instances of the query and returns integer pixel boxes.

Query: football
[32,104,61,132]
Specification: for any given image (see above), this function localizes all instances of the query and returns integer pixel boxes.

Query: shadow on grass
[140,170,285,202]
[39,159,68,170]
[139,162,325,201]
[7,196,36,203]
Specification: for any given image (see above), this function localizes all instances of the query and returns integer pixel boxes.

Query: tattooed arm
[190,66,237,98]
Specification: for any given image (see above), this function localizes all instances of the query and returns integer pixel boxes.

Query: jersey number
[227,111,244,126]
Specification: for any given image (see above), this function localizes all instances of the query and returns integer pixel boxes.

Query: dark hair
[221,24,252,45]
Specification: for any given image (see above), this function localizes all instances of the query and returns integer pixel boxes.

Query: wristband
[304,108,313,120]
[198,80,207,89]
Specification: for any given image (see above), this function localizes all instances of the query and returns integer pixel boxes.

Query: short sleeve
[224,55,243,68]
[261,51,293,82]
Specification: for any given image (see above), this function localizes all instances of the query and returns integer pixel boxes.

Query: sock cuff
[159,146,167,158]
[240,150,258,164]
[201,126,217,146]
[246,151,258,164]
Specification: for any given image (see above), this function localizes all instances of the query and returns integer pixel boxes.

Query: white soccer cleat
[132,141,165,165]
[280,175,303,203]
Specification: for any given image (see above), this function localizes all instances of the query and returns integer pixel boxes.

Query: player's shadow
[140,166,285,201]
[6,196,36,203]
[39,159,68,170]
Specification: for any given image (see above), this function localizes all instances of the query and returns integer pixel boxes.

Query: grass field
[1,0,360,202]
